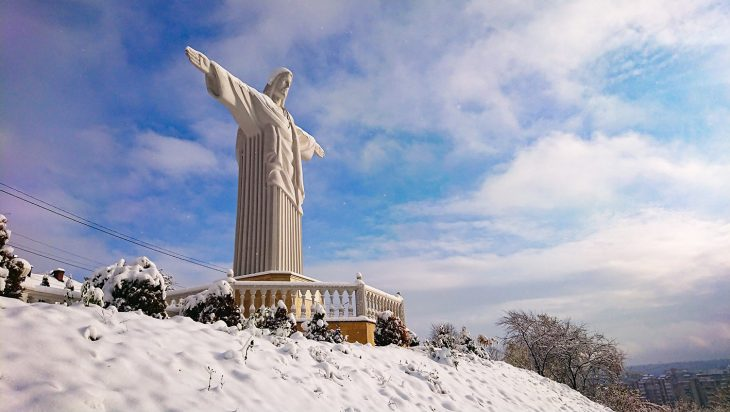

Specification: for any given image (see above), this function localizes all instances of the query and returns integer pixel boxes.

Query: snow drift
[0,297,610,411]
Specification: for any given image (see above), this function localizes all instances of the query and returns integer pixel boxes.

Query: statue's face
[271,73,292,104]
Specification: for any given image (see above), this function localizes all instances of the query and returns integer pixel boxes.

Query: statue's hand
[314,143,325,158]
[185,46,211,74]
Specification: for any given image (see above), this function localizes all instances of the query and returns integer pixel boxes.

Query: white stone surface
[186,47,324,276]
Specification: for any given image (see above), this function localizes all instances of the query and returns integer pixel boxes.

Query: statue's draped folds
[202,60,322,275]
[205,62,320,209]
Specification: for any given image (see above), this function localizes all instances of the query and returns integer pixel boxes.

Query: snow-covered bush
[249,305,273,330]
[180,280,243,327]
[0,215,31,299]
[40,274,50,287]
[374,310,409,347]
[259,300,297,337]
[65,277,75,291]
[80,280,104,307]
[2,257,30,298]
[429,323,458,349]
[90,257,167,318]
[407,329,421,347]
[426,323,490,364]
[458,327,489,359]
[302,303,344,343]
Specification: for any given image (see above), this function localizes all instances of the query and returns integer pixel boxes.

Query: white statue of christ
[186,46,324,276]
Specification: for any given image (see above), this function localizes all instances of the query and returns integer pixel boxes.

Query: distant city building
[631,366,730,407]
[636,374,675,405]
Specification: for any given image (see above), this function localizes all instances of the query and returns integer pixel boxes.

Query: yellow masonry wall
[328,320,376,345]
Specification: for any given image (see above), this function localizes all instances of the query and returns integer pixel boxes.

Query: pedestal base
[233,271,316,283]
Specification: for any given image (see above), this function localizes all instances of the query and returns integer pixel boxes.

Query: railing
[166,273,405,322]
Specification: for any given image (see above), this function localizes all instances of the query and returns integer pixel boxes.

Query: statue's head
[263,67,293,107]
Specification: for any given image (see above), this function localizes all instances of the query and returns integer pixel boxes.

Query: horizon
[1,1,729,365]
[626,358,730,369]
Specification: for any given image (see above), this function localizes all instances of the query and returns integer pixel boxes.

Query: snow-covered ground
[0,297,611,412]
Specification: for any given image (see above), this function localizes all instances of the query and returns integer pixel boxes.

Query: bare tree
[497,310,567,377]
[498,310,625,402]
[561,329,625,397]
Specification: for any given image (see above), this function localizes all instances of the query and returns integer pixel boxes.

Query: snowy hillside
[0,298,611,412]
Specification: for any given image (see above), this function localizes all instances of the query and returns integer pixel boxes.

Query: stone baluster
[356,273,366,317]
[367,293,372,316]
[344,291,350,317]
[287,290,297,318]
[368,292,374,318]
[304,289,312,318]
[349,290,355,317]
[328,290,336,317]
[336,290,344,317]
[396,292,405,322]
[296,289,304,319]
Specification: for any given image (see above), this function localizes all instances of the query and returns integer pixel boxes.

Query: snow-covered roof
[23,273,83,291]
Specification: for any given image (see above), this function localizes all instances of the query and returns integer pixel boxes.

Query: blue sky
[2,0,729,365]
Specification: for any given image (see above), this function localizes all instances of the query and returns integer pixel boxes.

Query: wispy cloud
[422,132,730,218]
[131,131,220,178]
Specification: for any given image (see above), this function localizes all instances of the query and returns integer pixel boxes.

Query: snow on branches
[302,303,344,343]
[181,280,243,327]
[0,214,31,299]
[90,257,168,318]
[374,310,411,347]
[498,310,625,400]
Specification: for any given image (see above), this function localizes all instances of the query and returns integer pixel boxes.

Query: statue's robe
[205,62,320,275]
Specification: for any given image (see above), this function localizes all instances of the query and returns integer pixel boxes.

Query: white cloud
[284,0,730,159]
[417,132,730,218]
[132,131,219,177]
[312,208,730,292]
[309,208,730,364]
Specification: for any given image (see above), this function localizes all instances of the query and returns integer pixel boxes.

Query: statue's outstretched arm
[186,46,228,99]
[314,142,325,158]
[185,46,211,74]
[297,126,325,158]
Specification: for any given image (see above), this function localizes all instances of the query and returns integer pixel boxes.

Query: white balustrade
[165,275,405,322]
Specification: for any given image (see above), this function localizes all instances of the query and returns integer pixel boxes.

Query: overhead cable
[0,183,228,274]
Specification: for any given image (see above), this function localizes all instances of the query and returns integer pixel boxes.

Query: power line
[0,182,225,269]
[8,242,100,271]
[0,184,228,274]
[10,245,94,272]
[12,232,107,266]
[1,187,227,273]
